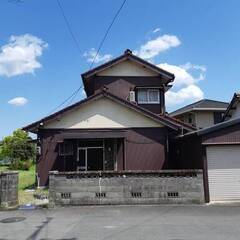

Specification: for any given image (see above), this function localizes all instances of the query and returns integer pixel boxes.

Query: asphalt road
[0,205,240,240]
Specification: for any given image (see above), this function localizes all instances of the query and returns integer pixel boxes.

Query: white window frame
[137,89,160,104]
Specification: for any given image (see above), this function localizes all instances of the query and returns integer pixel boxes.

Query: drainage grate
[95,192,106,198]
[0,217,26,223]
[131,192,142,198]
[61,192,71,199]
[167,192,179,198]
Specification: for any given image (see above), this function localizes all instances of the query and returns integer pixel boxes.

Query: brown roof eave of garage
[179,117,240,139]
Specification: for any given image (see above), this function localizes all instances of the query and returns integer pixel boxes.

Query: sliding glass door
[77,147,103,171]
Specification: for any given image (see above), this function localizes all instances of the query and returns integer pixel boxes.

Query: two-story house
[170,99,228,129]
[23,49,194,186]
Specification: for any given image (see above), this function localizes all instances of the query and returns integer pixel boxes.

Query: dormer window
[137,89,160,104]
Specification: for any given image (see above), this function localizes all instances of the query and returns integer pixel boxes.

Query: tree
[1,129,36,169]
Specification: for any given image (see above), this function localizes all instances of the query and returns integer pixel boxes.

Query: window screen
[137,89,148,102]
[59,142,74,156]
[148,90,159,102]
[137,89,160,104]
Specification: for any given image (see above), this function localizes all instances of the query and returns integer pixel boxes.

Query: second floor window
[137,89,160,104]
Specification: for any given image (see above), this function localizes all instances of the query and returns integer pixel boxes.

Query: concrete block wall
[0,171,18,208]
[49,170,204,206]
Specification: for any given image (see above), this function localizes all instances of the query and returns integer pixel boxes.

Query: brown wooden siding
[169,136,203,170]
[125,128,168,170]
[202,124,240,145]
[85,76,165,114]
[37,127,170,186]
[138,104,162,114]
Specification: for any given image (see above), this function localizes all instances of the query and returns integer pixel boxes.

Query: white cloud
[180,62,206,72]
[134,34,181,60]
[158,63,206,107]
[152,28,161,33]
[166,85,204,107]
[158,62,206,86]
[0,34,48,77]
[158,63,195,86]
[83,48,112,64]
[8,97,28,106]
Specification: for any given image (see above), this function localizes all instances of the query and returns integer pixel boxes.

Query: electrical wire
[56,0,82,55]
[89,0,127,69]
[48,86,82,114]
[50,0,127,114]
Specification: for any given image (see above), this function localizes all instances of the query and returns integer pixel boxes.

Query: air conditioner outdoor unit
[129,91,135,102]
[36,146,41,155]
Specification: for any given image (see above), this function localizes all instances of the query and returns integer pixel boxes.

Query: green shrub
[9,160,32,171]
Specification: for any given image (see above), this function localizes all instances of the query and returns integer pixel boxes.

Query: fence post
[48,171,58,208]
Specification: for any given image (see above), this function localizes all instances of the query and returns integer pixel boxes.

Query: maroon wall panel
[37,128,169,186]
[202,124,240,144]
[125,128,168,170]
[85,76,165,114]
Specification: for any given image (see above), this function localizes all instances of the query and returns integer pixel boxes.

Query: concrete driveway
[0,205,240,240]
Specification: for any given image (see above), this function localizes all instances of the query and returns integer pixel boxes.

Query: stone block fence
[0,171,18,208]
[49,170,204,206]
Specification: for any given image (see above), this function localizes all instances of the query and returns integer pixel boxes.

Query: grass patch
[18,164,36,191]
[0,164,48,205]
[0,164,36,190]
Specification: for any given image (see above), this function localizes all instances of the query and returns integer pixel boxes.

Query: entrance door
[77,147,103,171]
[87,148,103,171]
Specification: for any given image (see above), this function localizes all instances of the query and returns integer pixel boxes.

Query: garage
[184,117,240,202]
[207,145,240,201]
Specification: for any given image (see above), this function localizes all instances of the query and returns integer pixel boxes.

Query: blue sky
[0,0,240,139]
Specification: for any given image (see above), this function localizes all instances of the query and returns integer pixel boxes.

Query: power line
[56,0,82,55]
[50,0,127,114]
[89,0,127,69]
[48,0,83,115]
[48,86,83,114]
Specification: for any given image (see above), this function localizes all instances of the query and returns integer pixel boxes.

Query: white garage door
[207,145,240,201]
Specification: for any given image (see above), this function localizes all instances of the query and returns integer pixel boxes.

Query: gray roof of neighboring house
[170,99,229,117]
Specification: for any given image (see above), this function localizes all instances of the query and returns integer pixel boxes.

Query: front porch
[57,137,124,172]
[37,128,169,186]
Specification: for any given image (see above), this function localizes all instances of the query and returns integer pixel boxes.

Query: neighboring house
[23,49,194,186]
[170,99,228,129]
[178,92,240,202]
[223,92,240,121]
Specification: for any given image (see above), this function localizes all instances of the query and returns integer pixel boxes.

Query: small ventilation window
[61,192,71,199]
[167,192,179,198]
[131,192,142,198]
[95,192,106,198]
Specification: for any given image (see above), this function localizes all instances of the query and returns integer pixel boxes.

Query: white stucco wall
[43,97,163,129]
[231,103,240,119]
[97,60,158,77]
[195,112,214,129]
